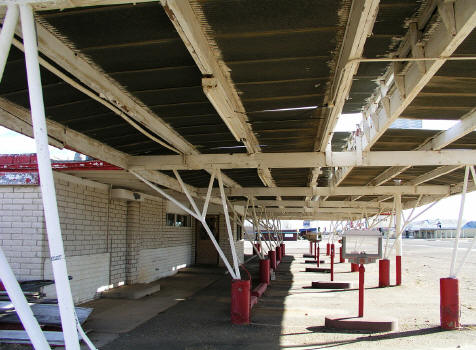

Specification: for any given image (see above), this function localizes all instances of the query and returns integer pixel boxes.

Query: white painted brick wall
[43,253,110,303]
[0,186,46,280]
[137,245,192,283]
[1,172,196,301]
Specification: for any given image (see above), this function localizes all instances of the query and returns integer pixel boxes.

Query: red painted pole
[330,244,335,281]
[351,263,358,272]
[314,242,317,260]
[259,258,270,285]
[326,243,330,256]
[440,278,460,329]
[231,279,250,325]
[379,259,390,287]
[269,250,277,271]
[309,241,313,255]
[317,243,320,267]
[281,243,285,256]
[396,255,402,286]
[339,246,345,263]
[358,264,365,317]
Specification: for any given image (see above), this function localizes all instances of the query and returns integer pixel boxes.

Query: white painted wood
[425,108,476,150]
[207,185,450,197]
[407,165,461,185]
[128,150,476,170]
[318,0,380,151]
[20,5,79,348]
[162,0,259,152]
[232,200,394,209]
[334,0,476,186]
[18,20,195,155]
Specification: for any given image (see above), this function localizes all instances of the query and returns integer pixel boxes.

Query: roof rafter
[232,200,393,210]
[128,150,476,170]
[9,11,240,189]
[204,185,451,197]
[0,97,210,199]
[333,0,476,187]
[407,165,462,186]
[317,0,380,151]
[161,0,278,192]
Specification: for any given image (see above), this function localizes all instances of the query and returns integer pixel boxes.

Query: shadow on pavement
[100,253,294,350]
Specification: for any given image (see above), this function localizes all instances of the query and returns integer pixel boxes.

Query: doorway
[195,215,219,265]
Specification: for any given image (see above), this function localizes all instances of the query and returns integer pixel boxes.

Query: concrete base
[304,259,325,264]
[325,315,398,332]
[250,295,258,310]
[102,283,161,300]
[305,267,331,273]
[311,281,354,289]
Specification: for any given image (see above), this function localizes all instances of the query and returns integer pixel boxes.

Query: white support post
[217,171,241,280]
[252,203,270,252]
[395,194,402,256]
[383,201,395,259]
[454,166,476,277]
[0,247,51,349]
[19,5,80,349]
[173,169,202,218]
[130,171,200,220]
[201,171,215,219]
[0,5,18,82]
[227,197,264,259]
[450,166,470,278]
[131,170,237,279]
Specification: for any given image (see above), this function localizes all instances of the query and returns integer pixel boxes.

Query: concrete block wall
[108,200,127,285]
[137,245,193,283]
[0,171,196,302]
[54,176,109,257]
[218,214,244,268]
[0,186,46,281]
[43,252,110,303]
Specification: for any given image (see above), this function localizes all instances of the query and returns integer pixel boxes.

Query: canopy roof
[0,0,475,220]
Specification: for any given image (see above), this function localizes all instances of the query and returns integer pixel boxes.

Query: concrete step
[102,282,161,300]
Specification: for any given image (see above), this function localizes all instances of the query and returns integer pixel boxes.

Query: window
[176,214,189,227]
[166,213,175,226]
[166,213,190,227]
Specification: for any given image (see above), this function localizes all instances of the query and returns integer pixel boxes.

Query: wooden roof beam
[333,0,476,186]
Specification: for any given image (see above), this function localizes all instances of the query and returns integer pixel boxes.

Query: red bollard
[254,243,261,255]
[276,245,282,263]
[269,250,277,271]
[281,243,285,256]
[231,279,251,325]
[314,242,317,260]
[440,278,460,329]
[309,241,313,255]
[396,255,402,286]
[326,243,330,256]
[358,264,365,317]
[339,246,345,263]
[351,263,359,272]
[379,259,390,287]
[330,244,335,281]
[317,243,320,267]
[259,258,270,285]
